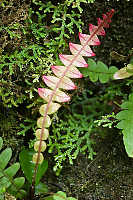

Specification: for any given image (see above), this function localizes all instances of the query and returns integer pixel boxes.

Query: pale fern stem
[32,9,115,184]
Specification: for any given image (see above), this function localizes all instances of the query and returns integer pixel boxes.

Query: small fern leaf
[53,191,66,200]
[0,177,11,189]
[89,23,105,36]
[69,42,95,57]
[4,163,20,178]
[7,177,26,199]
[37,116,51,128]
[79,32,100,46]
[108,66,118,78]
[59,54,88,68]
[51,65,83,78]
[38,88,70,103]
[43,75,77,90]
[0,148,12,170]
[116,94,133,157]
[97,61,109,83]
[9,177,25,190]
[53,191,77,200]
[114,63,133,79]
[39,103,61,115]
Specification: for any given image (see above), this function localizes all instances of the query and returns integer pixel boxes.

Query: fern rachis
[32,9,115,185]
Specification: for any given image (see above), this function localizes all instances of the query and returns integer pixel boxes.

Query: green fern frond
[80,58,118,83]
[116,94,133,157]
[0,137,26,199]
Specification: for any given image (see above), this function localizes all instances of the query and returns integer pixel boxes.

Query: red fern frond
[32,9,115,183]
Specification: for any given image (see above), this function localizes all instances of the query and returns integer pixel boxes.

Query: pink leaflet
[42,75,77,90]
[79,32,101,46]
[69,42,95,57]
[97,18,103,26]
[51,65,83,78]
[107,9,115,19]
[38,88,70,102]
[97,17,109,29]
[89,24,105,36]
[102,14,111,28]
[101,9,115,28]
[59,54,88,68]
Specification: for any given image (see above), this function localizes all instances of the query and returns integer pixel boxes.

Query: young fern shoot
[32,9,115,182]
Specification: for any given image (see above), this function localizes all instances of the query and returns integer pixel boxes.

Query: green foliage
[53,191,77,200]
[0,80,26,107]
[17,118,36,136]
[0,137,26,199]
[94,112,118,128]
[113,56,133,80]
[0,44,54,107]
[67,0,95,13]
[0,44,51,75]
[116,93,133,158]
[32,0,84,50]
[19,149,48,185]
[0,0,10,8]
[80,58,118,83]
[45,191,77,200]
[113,54,133,157]
[35,182,48,196]
[48,113,95,175]
[0,194,4,200]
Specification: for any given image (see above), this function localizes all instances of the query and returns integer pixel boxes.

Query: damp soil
[45,132,133,200]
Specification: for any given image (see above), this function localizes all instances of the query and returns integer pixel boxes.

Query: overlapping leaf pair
[33,9,115,166]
